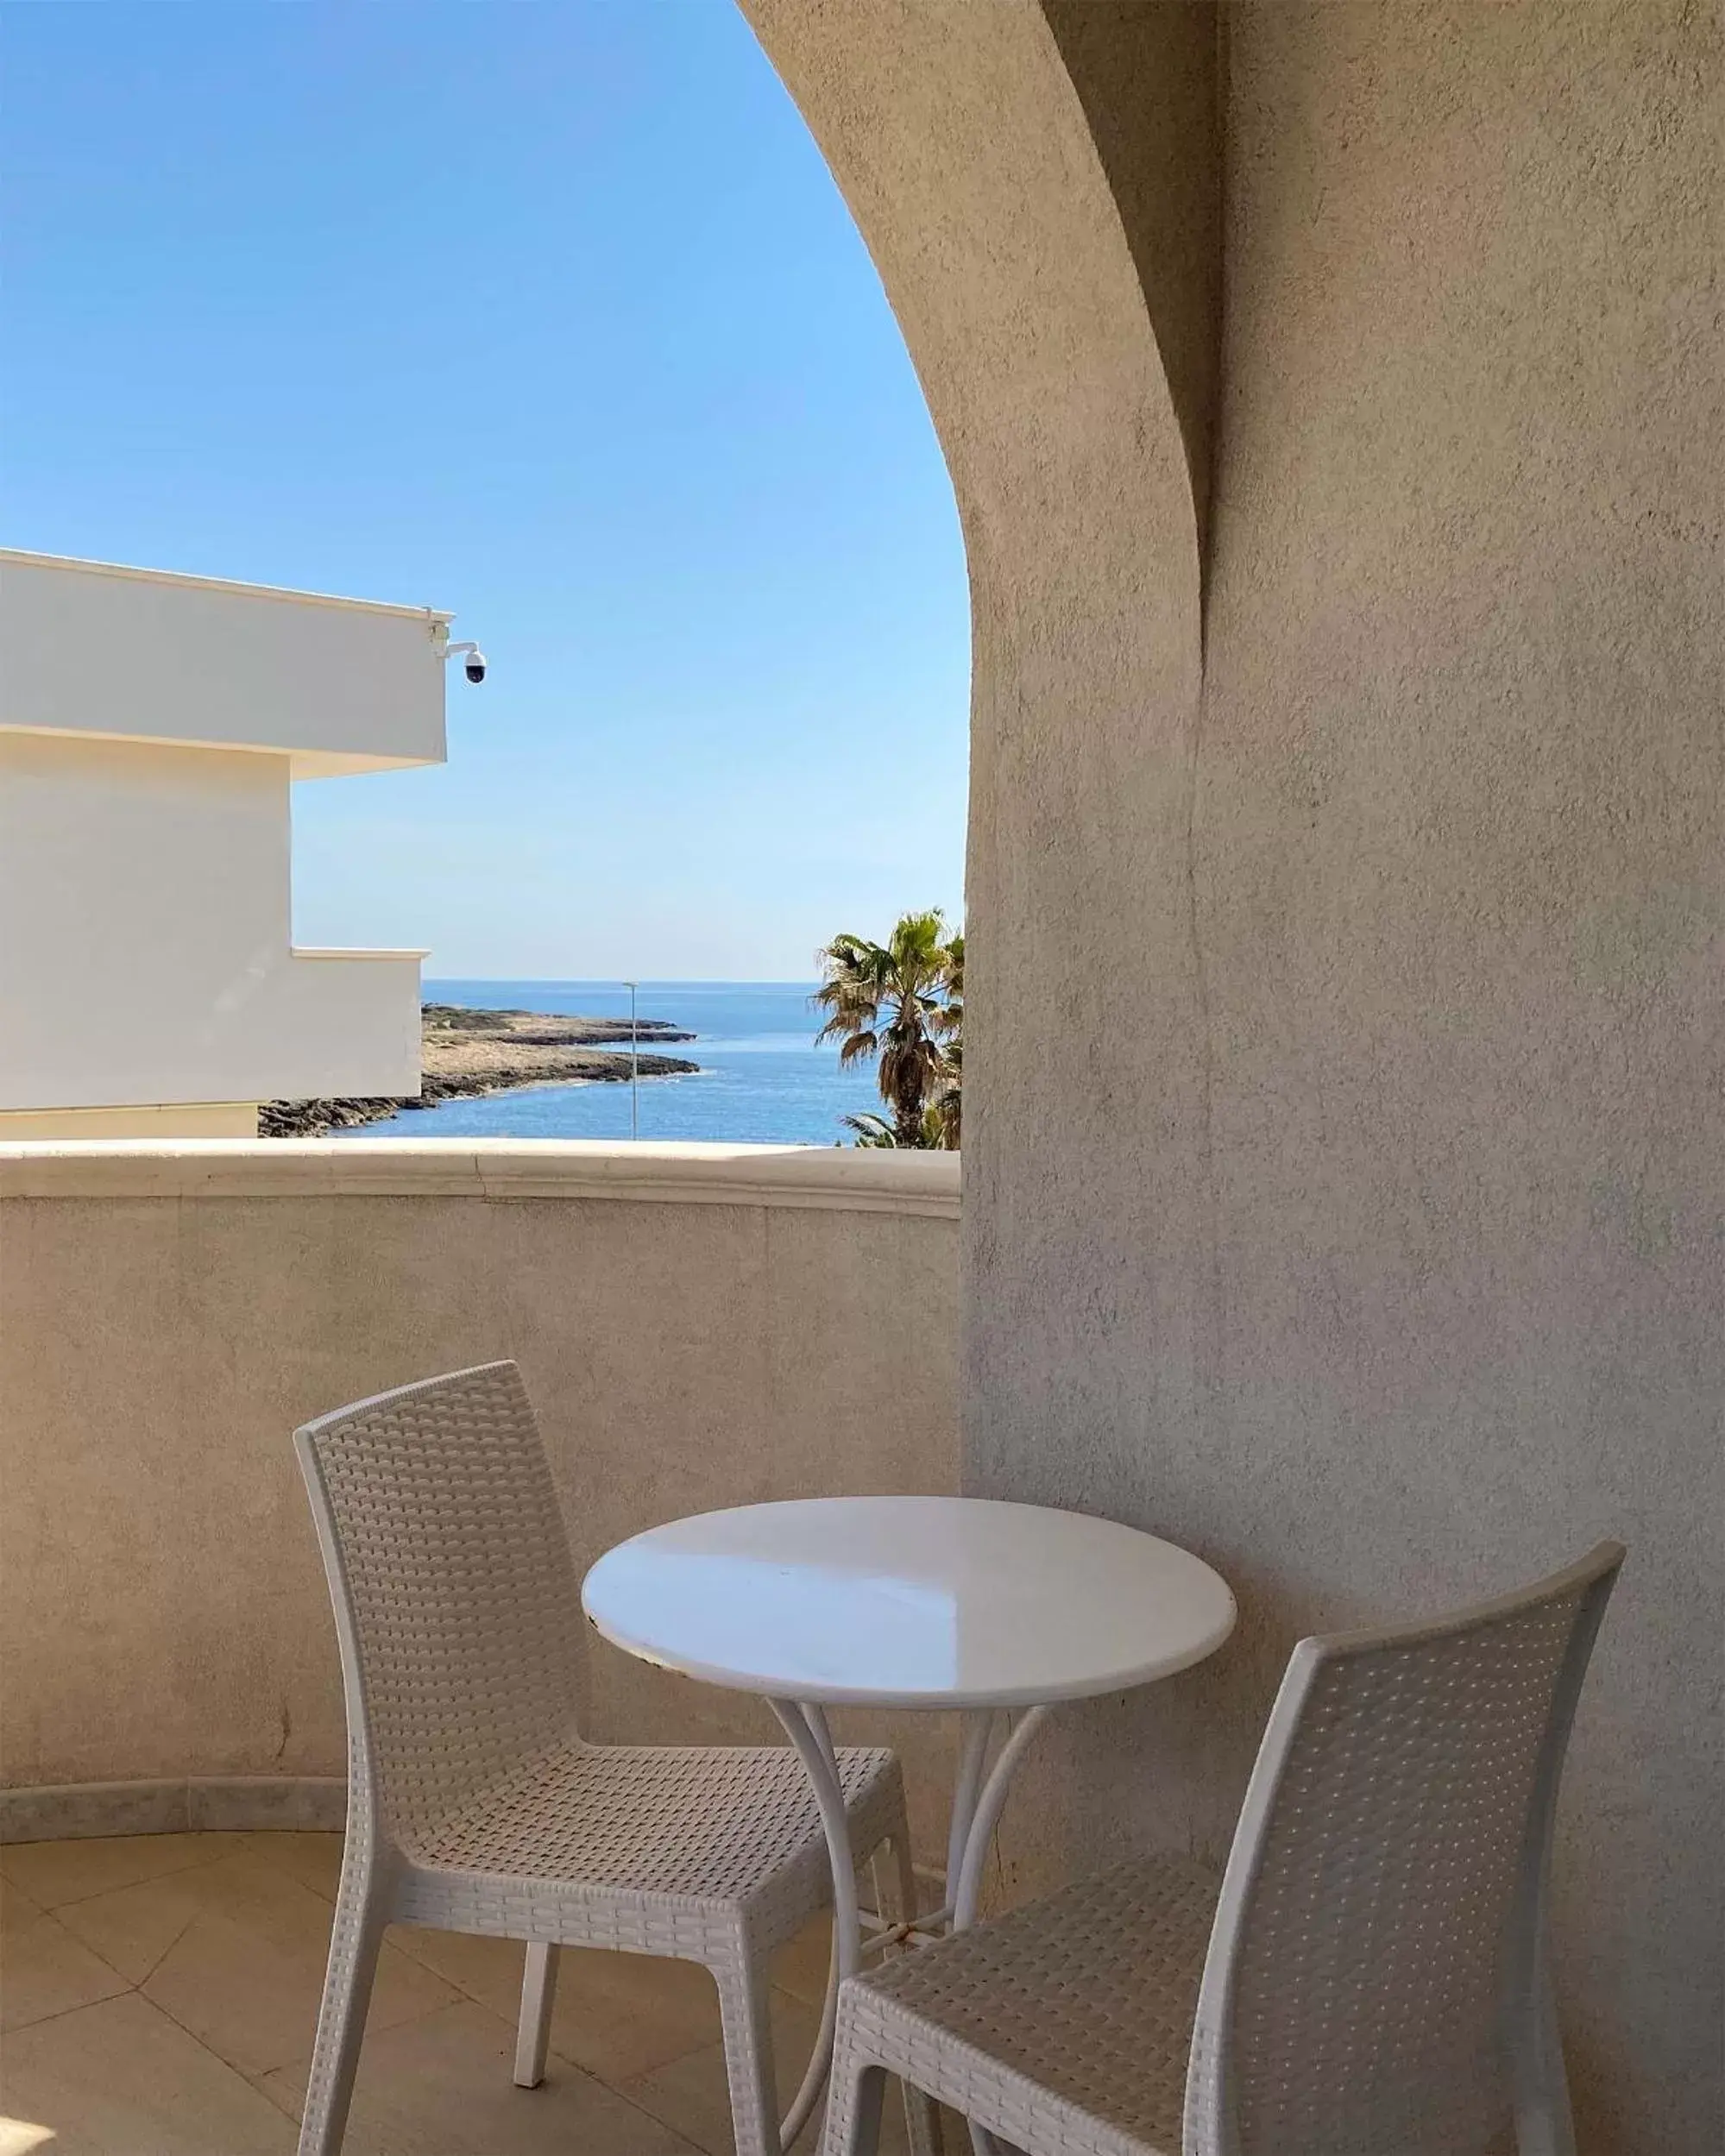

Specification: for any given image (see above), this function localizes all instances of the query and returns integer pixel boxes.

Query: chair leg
[715,1945,780,2156]
[296,1860,388,2156]
[871,1832,941,2156]
[514,1941,559,2089]
[819,2024,888,2156]
[1512,1952,1578,2156]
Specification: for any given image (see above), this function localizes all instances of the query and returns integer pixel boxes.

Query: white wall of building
[0,721,421,1114]
[0,550,445,1122]
[0,550,447,776]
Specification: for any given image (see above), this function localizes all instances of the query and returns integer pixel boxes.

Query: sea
[331,980,882,1147]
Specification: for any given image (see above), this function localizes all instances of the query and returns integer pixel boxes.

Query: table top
[581,1495,1236,1709]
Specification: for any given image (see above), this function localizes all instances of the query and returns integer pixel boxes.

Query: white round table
[582,1496,1235,2152]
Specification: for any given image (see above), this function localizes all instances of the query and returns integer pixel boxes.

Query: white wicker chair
[293,1361,922,2156]
[819,1541,1625,2156]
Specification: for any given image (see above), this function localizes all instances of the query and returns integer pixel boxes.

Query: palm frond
[839,1110,900,1148]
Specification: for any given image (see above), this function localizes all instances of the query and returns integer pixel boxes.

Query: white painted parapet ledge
[0,1138,961,1217]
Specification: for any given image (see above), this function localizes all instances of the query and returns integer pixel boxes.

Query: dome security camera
[440,638,487,685]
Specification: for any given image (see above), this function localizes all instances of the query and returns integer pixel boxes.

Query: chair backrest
[294,1361,586,1855]
[1185,1543,1623,2156]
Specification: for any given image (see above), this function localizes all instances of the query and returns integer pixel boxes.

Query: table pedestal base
[771,1701,1051,2156]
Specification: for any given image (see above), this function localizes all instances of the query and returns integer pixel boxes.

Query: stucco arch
[740,2,1214,632]
[740,0,1224,1461]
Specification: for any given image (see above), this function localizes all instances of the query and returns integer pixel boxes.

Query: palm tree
[815,909,963,1147]
[929,932,961,1147]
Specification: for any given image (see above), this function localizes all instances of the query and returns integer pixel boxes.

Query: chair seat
[400,1737,900,1915]
[840,1854,1219,2156]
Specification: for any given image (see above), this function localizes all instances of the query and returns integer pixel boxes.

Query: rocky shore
[261,1003,701,1137]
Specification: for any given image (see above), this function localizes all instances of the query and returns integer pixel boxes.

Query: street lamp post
[623,980,639,1140]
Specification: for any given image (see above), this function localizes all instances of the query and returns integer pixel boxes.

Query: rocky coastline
[261,1003,701,1138]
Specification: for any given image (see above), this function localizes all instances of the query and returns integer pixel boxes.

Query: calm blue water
[335,980,881,1146]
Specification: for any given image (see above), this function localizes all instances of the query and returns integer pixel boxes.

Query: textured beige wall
[0,1151,960,1850]
[1185,16,1721,2143]
[744,1,1721,2147]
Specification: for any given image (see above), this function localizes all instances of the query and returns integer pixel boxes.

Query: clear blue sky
[2,0,969,978]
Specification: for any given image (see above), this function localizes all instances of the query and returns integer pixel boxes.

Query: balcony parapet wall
[0,1142,960,1846]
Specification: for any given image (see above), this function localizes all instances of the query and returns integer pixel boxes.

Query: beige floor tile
[0,1904,131,2032]
[258,1998,696,2153]
[237,1830,344,1901]
[0,1989,296,2154]
[54,1851,456,2079]
[0,1833,242,1912]
[0,1873,45,1933]
[52,1851,307,1987]
[385,1926,730,2085]
[619,1988,913,2156]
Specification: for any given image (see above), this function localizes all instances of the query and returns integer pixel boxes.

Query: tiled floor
[0,1832,922,2156]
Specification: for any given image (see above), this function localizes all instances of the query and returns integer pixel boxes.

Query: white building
[0,549,451,1136]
